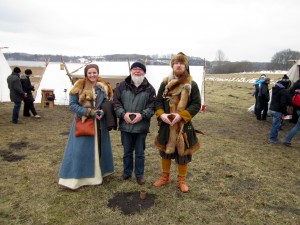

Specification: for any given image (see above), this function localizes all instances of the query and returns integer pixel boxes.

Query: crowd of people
[7,67,40,124]
[253,73,300,146]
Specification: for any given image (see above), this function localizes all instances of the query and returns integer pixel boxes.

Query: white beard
[131,75,145,87]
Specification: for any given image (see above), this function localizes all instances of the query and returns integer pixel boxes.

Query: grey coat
[7,72,24,102]
[113,75,156,133]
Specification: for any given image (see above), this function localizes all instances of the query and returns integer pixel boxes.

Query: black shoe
[119,175,131,181]
[284,142,291,147]
[12,120,23,124]
[136,177,145,185]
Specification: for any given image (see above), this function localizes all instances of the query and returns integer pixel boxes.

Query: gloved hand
[94,110,104,120]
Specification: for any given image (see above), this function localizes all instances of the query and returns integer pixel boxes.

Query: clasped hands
[94,109,104,120]
[124,112,142,124]
[160,113,182,126]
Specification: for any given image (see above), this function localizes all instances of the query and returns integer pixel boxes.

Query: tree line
[4,49,300,74]
[4,53,206,66]
[210,49,300,74]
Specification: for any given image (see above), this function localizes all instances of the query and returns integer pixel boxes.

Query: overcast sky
[1,0,299,62]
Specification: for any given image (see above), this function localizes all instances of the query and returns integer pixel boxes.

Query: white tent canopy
[0,49,12,102]
[286,60,300,85]
[36,62,205,107]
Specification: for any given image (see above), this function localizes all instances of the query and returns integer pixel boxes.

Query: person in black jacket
[113,61,156,185]
[255,77,270,120]
[7,67,26,124]
[20,69,40,118]
[269,80,290,144]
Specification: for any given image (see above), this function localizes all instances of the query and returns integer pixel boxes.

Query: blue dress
[58,88,114,189]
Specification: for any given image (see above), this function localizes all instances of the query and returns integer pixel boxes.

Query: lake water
[8,60,46,67]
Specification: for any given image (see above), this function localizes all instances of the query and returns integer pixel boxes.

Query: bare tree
[215,49,226,65]
[271,49,300,70]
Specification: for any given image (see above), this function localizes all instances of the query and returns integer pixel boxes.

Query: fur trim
[154,136,166,151]
[70,78,113,100]
[69,79,85,95]
[96,79,113,100]
[163,74,192,98]
[155,134,201,156]
[182,138,200,155]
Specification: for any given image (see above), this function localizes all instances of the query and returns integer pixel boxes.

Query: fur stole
[163,72,192,98]
[69,78,113,122]
[70,77,113,103]
[160,72,200,156]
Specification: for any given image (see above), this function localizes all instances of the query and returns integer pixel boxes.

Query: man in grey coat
[7,67,26,124]
[113,61,156,185]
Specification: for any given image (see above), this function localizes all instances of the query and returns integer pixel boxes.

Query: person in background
[269,80,290,144]
[255,77,270,120]
[253,74,265,113]
[7,67,26,124]
[58,64,114,190]
[281,74,292,90]
[153,52,201,192]
[113,61,156,185]
[284,78,300,146]
[20,69,40,118]
[253,74,266,96]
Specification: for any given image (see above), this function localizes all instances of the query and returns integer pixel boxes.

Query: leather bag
[75,118,95,137]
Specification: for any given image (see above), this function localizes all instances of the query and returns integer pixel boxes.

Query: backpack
[291,89,300,107]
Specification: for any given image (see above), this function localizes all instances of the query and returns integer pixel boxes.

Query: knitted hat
[84,64,99,77]
[25,69,32,75]
[281,74,289,82]
[13,67,21,73]
[130,62,146,73]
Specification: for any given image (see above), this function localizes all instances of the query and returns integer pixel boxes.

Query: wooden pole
[61,56,74,85]
[127,58,131,74]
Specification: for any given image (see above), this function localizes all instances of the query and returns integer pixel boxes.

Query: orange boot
[177,176,189,192]
[153,172,171,187]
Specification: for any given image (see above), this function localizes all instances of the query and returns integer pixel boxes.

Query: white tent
[286,60,300,85]
[35,62,130,105]
[36,62,205,109]
[0,49,12,102]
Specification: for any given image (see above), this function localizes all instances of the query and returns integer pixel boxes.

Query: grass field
[0,73,299,225]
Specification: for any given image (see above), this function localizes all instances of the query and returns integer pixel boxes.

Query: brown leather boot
[177,176,189,193]
[153,172,171,187]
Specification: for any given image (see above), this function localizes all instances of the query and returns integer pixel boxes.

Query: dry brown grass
[0,73,299,225]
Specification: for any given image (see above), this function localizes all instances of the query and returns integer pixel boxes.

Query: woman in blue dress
[58,64,114,190]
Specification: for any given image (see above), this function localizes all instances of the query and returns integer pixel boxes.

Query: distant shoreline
[8,60,46,67]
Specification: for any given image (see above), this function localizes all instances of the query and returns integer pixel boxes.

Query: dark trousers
[23,101,37,116]
[12,101,22,123]
[121,131,147,178]
[255,97,268,120]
